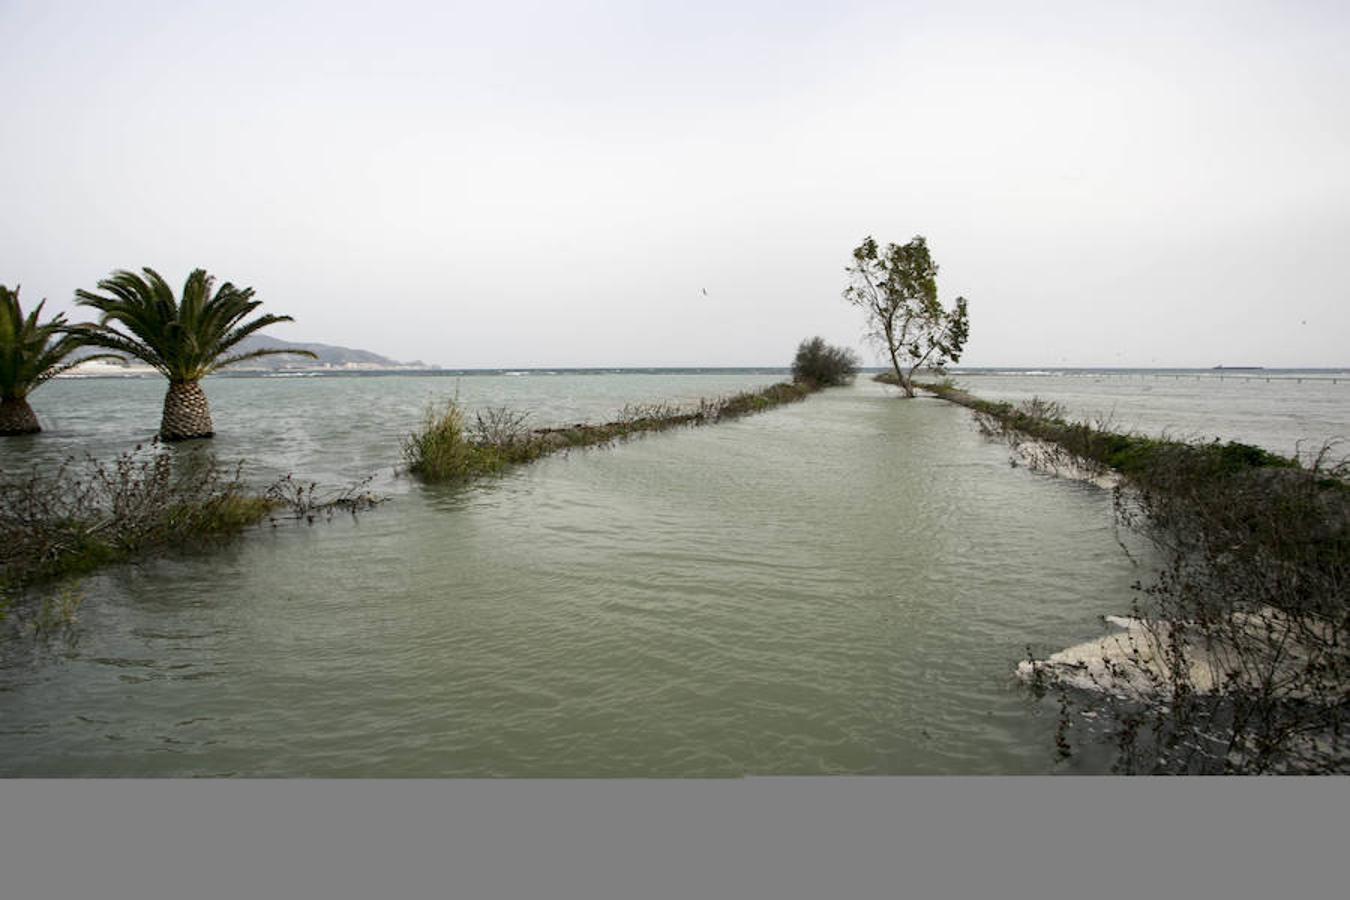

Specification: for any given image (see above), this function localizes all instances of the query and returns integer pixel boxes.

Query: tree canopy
[73,268,314,382]
[791,336,859,387]
[0,284,120,434]
[0,285,99,400]
[843,236,969,398]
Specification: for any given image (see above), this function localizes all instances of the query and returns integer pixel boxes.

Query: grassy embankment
[875,372,1302,479]
[875,372,1349,773]
[404,381,816,482]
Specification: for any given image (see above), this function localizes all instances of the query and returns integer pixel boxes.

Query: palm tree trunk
[0,396,41,435]
[160,381,214,441]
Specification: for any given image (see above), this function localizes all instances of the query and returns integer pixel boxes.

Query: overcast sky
[2,0,1346,368]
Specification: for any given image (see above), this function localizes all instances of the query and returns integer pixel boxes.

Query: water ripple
[0,377,1202,775]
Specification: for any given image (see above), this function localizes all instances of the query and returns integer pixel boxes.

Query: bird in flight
[701,288,708,297]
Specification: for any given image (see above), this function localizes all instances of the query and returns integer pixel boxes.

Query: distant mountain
[69,335,426,370]
[230,335,426,370]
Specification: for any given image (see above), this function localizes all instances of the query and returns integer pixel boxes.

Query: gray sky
[3,0,1347,368]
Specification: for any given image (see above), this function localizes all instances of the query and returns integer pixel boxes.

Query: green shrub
[791,336,859,387]
[401,400,510,480]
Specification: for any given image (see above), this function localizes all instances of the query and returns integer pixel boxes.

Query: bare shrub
[264,474,384,524]
[946,381,1347,772]
[0,444,267,586]
[1030,443,1350,773]
[0,443,383,588]
[473,406,532,447]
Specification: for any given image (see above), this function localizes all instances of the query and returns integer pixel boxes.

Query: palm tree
[0,285,120,435]
[73,268,317,441]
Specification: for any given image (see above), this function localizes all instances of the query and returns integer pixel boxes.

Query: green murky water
[1,371,1342,775]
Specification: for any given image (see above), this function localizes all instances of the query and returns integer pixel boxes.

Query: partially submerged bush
[923,382,1349,771]
[396,341,834,484]
[942,383,1350,772]
[1028,445,1349,773]
[714,381,813,418]
[474,406,533,449]
[792,336,859,387]
[929,382,1301,483]
[0,444,272,587]
[0,444,384,589]
[2,580,85,644]
[263,474,385,524]
[401,399,547,481]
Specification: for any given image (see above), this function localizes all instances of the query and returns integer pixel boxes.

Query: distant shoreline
[54,363,1349,380]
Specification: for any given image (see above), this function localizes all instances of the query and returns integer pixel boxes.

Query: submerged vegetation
[401,400,541,481]
[912,379,1302,480]
[4,258,1342,774]
[1029,441,1350,774]
[401,338,833,482]
[915,378,1349,773]
[0,444,382,591]
[1079,441,1348,773]
[403,380,817,483]
[0,446,268,588]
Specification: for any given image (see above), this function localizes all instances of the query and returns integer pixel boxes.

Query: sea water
[0,370,1343,775]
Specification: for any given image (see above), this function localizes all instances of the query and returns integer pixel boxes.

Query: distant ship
[1212,365,1264,370]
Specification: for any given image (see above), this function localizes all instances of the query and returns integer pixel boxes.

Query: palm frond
[213,313,295,358]
[33,352,126,386]
[65,324,168,374]
[206,346,319,375]
[75,267,306,381]
[0,284,97,398]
